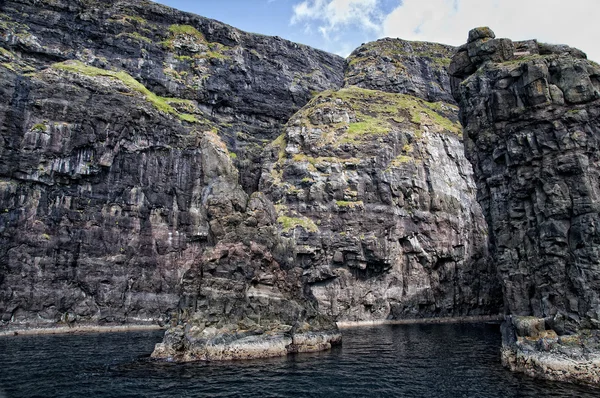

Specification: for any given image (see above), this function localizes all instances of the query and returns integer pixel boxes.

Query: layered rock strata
[450,27,600,384]
[0,0,506,362]
[259,83,501,322]
[0,0,345,191]
[0,0,343,330]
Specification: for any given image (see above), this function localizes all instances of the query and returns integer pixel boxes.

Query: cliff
[0,0,346,191]
[259,50,501,321]
[450,27,600,384]
[1,0,504,360]
[345,38,456,103]
[0,0,343,329]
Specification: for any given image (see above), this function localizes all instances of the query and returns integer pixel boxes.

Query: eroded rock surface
[0,0,505,361]
[0,59,217,326]
[254,38,502,323]
[345,38,456,103]
[259,84,501,322]
[1,0,345,191]
[0,0,343,338]
[450,26,600,383]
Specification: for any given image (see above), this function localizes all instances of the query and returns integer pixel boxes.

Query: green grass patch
[178,113,199,123]
[336,200,364,208]
[163,25,230,60]
[117,31,152,44]
[0,47,13,59]
[347,116,389,136]
[277,215,319,233]
[52,60,200,123]
[390,155,414,165]
[175,55,194,62]
[31,123,46,132]
[271,134,287,161]
[169,24,205,39]
[205,50,228,60]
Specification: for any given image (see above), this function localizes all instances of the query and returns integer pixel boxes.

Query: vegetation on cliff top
[52,60,200,123]
[303,86,462,143]
[347,39,453,71]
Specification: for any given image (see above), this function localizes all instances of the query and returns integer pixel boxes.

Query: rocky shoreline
[0,315,501,337]
[0,323,165,337]
[501,316,600,385]
[151,328,342,362]
[337,315,503,328]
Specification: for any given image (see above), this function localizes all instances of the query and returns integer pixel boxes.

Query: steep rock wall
[1,0,345,190]
[0,0,344,332]
[0,59,214,326]
[450,27,600,384]
[259,38,502,323]
[0,0,503,342]
[450,27,600,332]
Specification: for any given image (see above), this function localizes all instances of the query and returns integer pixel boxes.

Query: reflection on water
[0,323,598,397]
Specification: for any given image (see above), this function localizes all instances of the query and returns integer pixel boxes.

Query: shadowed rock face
[450,27,600,384]
[450,26,600,333]
[0,0,343,332]
[0,62,204,326]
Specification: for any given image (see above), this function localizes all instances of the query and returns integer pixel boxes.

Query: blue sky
[155,0,600,61]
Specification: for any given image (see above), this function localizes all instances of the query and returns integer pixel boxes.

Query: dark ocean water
[0,323,599,398]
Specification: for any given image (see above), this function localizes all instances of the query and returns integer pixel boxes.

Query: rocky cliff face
[259,38,501,323]
[1,0,504,359]
[1,0,345,191]
[0,0,343,331]
[346,38,456,103]
[450,27,600,384]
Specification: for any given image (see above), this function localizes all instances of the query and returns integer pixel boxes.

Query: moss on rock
[52,60,201,123]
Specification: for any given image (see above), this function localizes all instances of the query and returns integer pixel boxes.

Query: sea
[0,323,599,397]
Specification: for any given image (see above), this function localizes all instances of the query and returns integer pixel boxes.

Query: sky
[155,0,600,62]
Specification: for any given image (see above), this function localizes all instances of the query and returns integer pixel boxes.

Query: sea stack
[450,27,600,384]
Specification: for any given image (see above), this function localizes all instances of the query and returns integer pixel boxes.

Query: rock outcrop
[346,38,456,103]
[450,27,600,384]
[258,38,502,323]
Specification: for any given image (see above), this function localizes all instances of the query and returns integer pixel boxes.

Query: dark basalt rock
[0,61,211,327]
[345,38,456,103]
[0,0,344,334]
[1,0,346,192]
[0,0,504,360]
[450,26,600,384]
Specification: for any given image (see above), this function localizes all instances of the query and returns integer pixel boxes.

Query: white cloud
[291,0,384,40]
[383,0,600,62]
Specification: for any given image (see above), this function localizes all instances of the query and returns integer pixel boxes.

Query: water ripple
[1,323,599,397]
